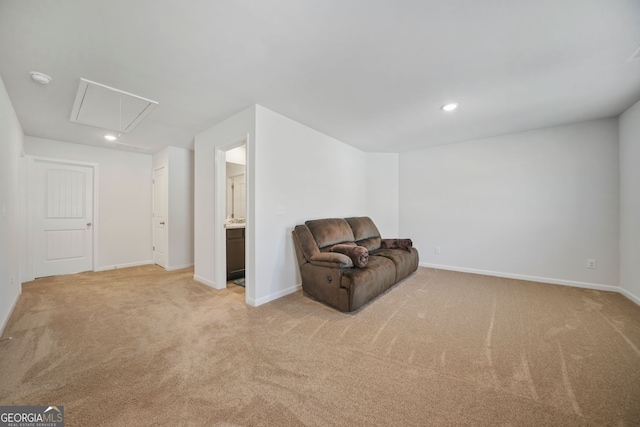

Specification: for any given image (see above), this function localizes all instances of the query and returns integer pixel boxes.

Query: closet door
[153,166,167,268]
[33,159,94,277]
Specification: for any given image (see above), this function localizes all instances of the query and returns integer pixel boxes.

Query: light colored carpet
[1,265,639,426]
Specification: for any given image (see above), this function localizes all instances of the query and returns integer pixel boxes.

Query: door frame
[152,165,168,268]
[213,139,252,304]
[27,156,99,281]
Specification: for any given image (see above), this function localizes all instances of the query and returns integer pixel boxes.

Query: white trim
[214,147,229,291]
[0,287,20,337]
[193,274,216,288]
[619,287,640,306]
[244,133,255,306]
[420,262,620,293]
[95,260,153,272]
[165,263,194,271]
[247,284,302,307]
[70,78,158,133]
[20,156,35,283]
[152,165,168,269]
[25,156,35,282]
[93,163,100,272]
[213,137,252,298]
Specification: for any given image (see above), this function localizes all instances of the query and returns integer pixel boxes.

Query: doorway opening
[224,144,246,295]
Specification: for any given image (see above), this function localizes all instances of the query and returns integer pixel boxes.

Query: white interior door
[33,159,94,278]
[226,177,233,219]
[232,174,246,219]
[153,166,167,268]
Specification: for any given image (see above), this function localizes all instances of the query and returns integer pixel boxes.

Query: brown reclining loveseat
[292,216,419,312]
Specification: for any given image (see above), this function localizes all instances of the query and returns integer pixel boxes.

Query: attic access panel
[70,78,158,133]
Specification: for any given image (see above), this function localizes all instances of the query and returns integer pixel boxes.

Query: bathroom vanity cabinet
[226,227,245,280]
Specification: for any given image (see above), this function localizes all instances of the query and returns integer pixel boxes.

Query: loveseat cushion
[371,248,419,283]
[342,256,396,310]
[306,218,355,250]
[345,217,382,251]
[380,238,413,252]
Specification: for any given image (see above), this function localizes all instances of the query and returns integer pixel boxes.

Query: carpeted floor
[1,265,639,426]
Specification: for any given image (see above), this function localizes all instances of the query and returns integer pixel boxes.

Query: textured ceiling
[0,0,639,153]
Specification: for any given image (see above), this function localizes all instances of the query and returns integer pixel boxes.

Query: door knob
[160,222,165,225]
[87,222,92,227]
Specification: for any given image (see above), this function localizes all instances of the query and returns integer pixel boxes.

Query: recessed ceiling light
[29,71,53,85]
[104,135,117,141]
[441,103,459,112]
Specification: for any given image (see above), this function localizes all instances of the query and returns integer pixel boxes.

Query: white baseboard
[193,274,223,289]
[420,262,621,293]
[95,260,153,272]
[193,276,301,306]
[619,287,640,306]
[247,283,302,307]
[165,263,194,272]
[0,288,21,337]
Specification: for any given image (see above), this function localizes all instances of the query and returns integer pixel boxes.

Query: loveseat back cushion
[345,216,382,251]
[306,218,355,250]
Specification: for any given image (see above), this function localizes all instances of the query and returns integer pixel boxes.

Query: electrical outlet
[435,246,441,254]
[587,259,596,269]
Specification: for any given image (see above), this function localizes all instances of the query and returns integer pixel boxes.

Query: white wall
[253,105,367,305]
[366,153,399,237]
[194,105,256,296]
[23,137,153,272]
[0,75,23,333]
[167,146,194,270]
[225,145,246,165]
[619,100,640,304]
[400,118,620,289]
[152,146,169,170]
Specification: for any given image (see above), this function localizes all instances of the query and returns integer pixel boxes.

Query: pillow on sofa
[331,244,369,268]
[380,238,413,252]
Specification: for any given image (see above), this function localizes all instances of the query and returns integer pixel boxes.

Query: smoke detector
[29,71,53,85]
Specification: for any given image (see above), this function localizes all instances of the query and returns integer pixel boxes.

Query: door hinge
[153,246,155,251]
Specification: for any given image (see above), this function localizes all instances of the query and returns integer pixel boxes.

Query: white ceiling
[1,0,639,153]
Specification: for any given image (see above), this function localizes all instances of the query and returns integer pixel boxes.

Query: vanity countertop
[225,223,246,229]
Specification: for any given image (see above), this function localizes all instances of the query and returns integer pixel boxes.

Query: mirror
[226,145,246,221]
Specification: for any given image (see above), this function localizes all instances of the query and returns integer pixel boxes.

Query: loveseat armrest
[309,253,354,268]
